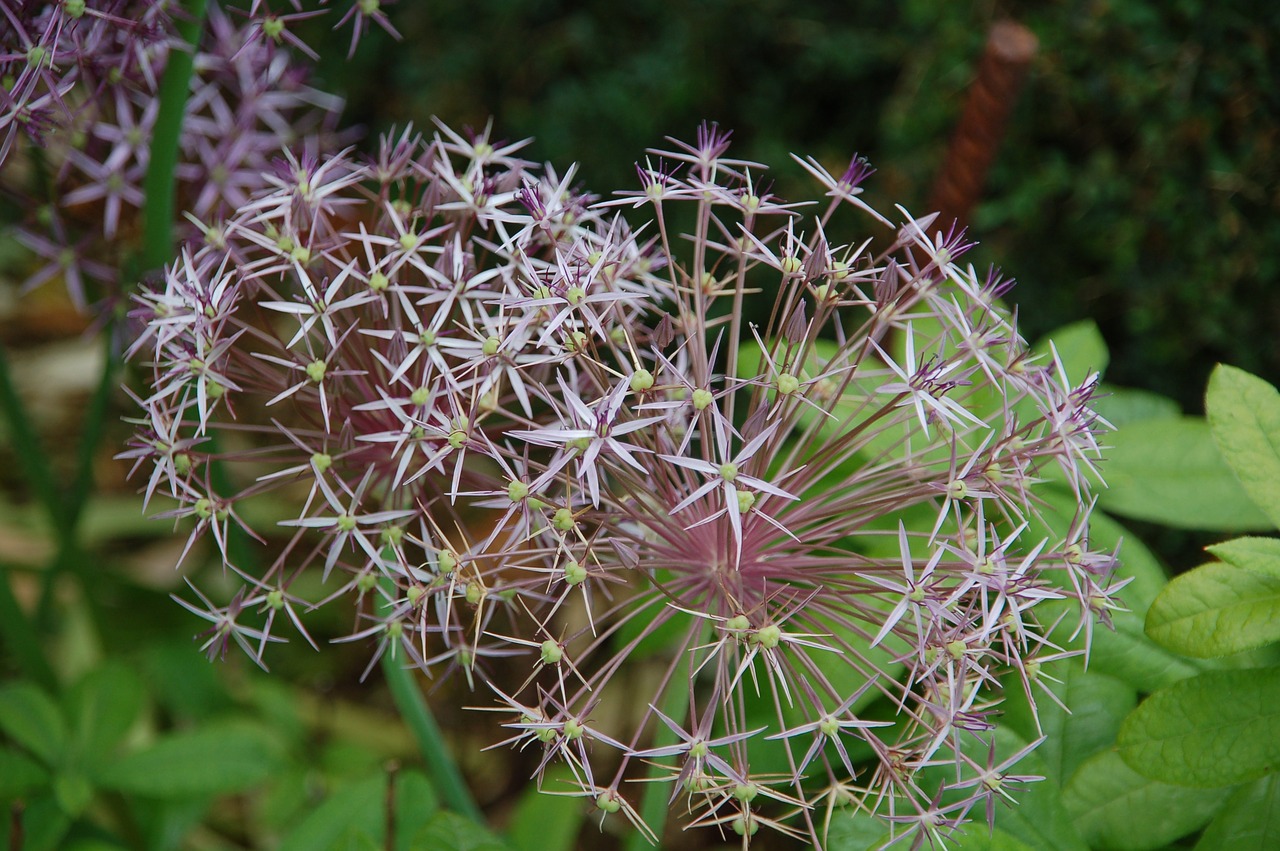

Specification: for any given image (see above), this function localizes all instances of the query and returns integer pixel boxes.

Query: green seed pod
[540,640,563,665]
[563,560,588,586]
[552,508,576,531]
[629,369,655,392]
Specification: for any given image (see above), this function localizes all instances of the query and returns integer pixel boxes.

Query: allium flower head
[126,119,1120,848]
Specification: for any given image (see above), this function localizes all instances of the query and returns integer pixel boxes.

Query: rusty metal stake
[927,20,1039,231]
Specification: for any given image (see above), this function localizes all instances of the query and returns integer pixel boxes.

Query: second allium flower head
[126,119,1121,847]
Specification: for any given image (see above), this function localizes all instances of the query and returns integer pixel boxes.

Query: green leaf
[1001,660,1135,785]
[0,681,66,765]
[0,746,49,796]
[1088,606,1207,692]
[507,766,585,851]
[13,795,70,851]
[410,811,510,851]
[96,721,282,798]
[1063,750,1230,850]
[1029,491,1203,689]
[909,726,1086,851]
[258,766,313,830]
[278,774,385,851]
[977,728,1089,851]
[1194,774,1280,850]
[127,795,207,851]
[392,771,440,851]
[1067,496,1167,614]
[951,828,1038,851]
[1098,417,1272,530]
[143,642,234,721]
[1145,561,1280,657]
[1035,320,1109,383]
[1207,536,1280,578]
[52,770,94,816]
[610,596,690,661]
[1032,487,1164,617]
[1092,385,1180,428]
[823,809,889,851]
[1117,668,1280,787]
[68,662,144,762]
[1207,364,1280,528]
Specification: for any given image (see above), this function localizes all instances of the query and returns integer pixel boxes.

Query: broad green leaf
[1207,536,1280,578]
[97,721,282,798]
[0,746,49,795]
[1028,493,1201,689]
[321,739,386,777]
[1063,750,1229,850]
[258,766,313,830]
[143,642,234,721]
[130,795,207,851]
[1077,499,1168,613]
[245,678,308,749]
[976,728,1089,851]
[809,608,907,714]
[1098,417,1272,530]
[610,593,691,661]
[1000,660,1135,786]
[726,601,911,780]
[409,811,510,851]
[52,769,93,816]
[0,681,66,765]
[1145,562,1280,657]
[1092,385,1180,428]
[735,337,905,456]
[1088,606,1207,692]
[1035,320,1109,383]
[951,828,1037,851]
[278,774,385,851]
[508,765,585,851]
[740,602,908,780]
[1207,364,1280,528]
[392,771,440,851]
[15,795,70,851]
[823,809,889,851]
[909,727,1086,851]
[1194,774,1280,850]
[1032,486,1167,610]
[68,662,144,762]
[824,809,1036,850]
[1117,668,1280,787]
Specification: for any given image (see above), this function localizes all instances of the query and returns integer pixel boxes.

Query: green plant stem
[136,1,264,577]
[35,334,118,627]
[378,578,483,823]
[0,344,68,534]
[626,652,694,851]
[0,564,57,691]
[67,334,117,528]
[141,0,209,273]
[0,342,106,647]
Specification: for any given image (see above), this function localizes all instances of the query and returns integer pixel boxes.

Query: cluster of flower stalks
[1,1,345,310]
[124,121,1121,847]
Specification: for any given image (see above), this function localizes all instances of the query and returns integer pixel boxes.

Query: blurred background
[318,0,1280,411]
[1,1,1278,847]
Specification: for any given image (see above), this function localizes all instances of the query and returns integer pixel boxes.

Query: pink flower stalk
[125,119,1121,848]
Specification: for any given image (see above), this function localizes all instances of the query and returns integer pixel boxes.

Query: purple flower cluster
[124,120,1121,847]
[0,1,381,310]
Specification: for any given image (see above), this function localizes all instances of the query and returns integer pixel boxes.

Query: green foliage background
[321,0,1280,409]
[5,2,1280,848]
